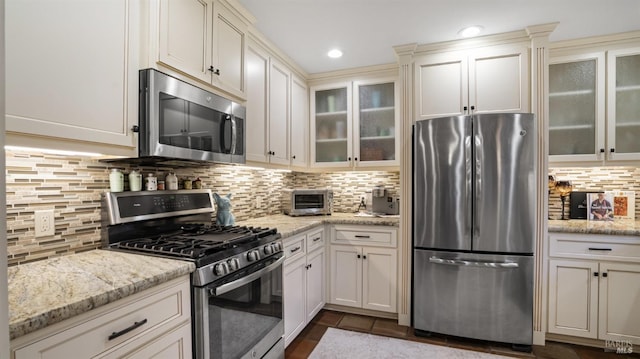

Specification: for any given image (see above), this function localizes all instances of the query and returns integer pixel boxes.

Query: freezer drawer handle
[428,257,519,268]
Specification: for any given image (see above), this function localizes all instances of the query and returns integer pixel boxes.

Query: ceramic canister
[109,169,124,192]
[145,173,157,191]
[128,170,142,191]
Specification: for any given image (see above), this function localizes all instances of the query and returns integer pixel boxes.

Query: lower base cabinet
[548,233,640,345]
[11,276,192,359]
[283,227,325,347]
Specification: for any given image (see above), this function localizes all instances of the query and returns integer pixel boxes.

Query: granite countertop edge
[8,250,195,341]
[548,219,640,236]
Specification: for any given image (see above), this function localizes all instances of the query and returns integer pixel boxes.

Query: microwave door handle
[230,116,237,155]
[222,115,231,153]
[213,256,285,296]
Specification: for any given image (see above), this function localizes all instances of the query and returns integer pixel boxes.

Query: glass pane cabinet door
[356,82,397,164]
[549,58,601,159]
[314,87,350,163]
[609,52,640,158]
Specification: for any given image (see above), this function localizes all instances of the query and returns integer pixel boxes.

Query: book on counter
[587,190,635,221]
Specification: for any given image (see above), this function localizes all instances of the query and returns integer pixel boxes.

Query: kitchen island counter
[238,212,399,239]
[548,219,640,236]
[8,249,195,340]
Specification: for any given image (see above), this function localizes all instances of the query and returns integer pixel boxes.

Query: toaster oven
[283,189,333,216]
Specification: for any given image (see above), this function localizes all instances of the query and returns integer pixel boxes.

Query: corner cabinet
[283,227,325,347]
[245,38,308,167]
[153,0,253,100]
[310,78,399,169]
[10,276,192,359]
[549,43,640,164]
[547,233,640,345]
[5,0,139,156]
[415,44,529,120]
[329,225,397,313]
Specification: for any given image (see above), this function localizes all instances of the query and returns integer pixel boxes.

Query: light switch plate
[35,209,55,237]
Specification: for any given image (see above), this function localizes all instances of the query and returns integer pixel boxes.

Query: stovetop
[110,224,280,267]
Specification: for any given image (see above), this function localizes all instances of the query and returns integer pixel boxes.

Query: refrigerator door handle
[465,133,472,240]
[428,256,519,269]
[473,133,482,240]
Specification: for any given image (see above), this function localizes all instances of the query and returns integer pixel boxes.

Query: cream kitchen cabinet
[329,225,397,313]
[246,38,307,167]
[5,0,139,157]
[154,0,252,99]
[283,227,325,347]
[11,276,192,359]
[547,233,640,345]
[414,44,529,120]
[310,79,399,169]
[549,41,640,164]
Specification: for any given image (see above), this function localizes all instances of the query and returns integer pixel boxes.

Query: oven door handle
[213,255,285,296]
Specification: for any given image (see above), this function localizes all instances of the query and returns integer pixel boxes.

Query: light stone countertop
[548,219,640,236]
[237,212,400,239]
[8,250,195,340]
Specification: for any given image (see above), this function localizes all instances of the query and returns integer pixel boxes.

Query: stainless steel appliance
[282,188,333,216]
[412,113,536,349]
[102,190,284,359]
[137,69,245,164]
[365,185,399,215]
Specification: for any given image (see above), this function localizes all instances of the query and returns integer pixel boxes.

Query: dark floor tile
[311,310,343,327]
[530,341,580,359]
[285,339,318,359]
[337,314,375,332]
[301,323,329,342]
[371,318,409,338]
[406,328,449,346]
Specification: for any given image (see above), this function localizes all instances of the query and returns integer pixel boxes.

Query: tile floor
[285,310,639,359]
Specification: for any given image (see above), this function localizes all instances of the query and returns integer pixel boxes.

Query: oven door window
[295,194,325,210]
[202,255,283,359]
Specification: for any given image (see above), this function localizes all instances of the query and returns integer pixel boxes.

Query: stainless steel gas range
[101,189,284,359]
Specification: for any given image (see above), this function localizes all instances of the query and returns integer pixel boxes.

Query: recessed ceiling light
[327,49,343,58]
[458,25,483,38]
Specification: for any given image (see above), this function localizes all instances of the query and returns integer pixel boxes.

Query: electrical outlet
[35,209,55,237]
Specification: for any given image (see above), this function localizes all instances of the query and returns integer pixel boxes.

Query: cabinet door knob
[602,272,608,278]
[470,105,475,111]
[600,148,605,153]
[292,155,296,159]
[354,157,358,161]
[610,148,615,153]
[594,272,599,277]
[463,106,468,112]
[363,255,367,260]
[348,157,351,161]
[357,254,361,259]
[208,66,220,75]
[131,125,139,133]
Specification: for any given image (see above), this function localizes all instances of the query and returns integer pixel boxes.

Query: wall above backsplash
[5,150,400,266]
[549,166,640,220]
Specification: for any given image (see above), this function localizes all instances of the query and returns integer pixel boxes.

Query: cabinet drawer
[306,229,325,252]
[284,235,306,261]
[13,277,190,359]
[332,225,397,247]
[550,233,640,262]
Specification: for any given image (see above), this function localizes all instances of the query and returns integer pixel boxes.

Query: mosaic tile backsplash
[5,150,400,266]
[549,167,640,220]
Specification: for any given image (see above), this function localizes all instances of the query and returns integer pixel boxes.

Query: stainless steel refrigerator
[412,113,536,348]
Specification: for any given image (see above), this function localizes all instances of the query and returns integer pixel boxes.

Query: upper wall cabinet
[549,39,640,165]
[5,0,140,156]
[245,39,308,168]
[310,78,399,169]
[152,0,253,100]
[415,44,530,120]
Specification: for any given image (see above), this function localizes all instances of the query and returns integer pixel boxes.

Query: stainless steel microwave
[283,189,333,216]
[138,69,245,164]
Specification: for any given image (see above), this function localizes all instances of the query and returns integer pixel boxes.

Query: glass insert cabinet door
[548,53,605,162]
[354,81,398,164]
[607,49,640,160]
[313,85,351,164]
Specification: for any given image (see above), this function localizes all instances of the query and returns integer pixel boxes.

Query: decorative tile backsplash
[5,150,400,266]
[549,167,640,220]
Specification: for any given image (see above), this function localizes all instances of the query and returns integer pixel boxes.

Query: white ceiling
[236,0,640,74]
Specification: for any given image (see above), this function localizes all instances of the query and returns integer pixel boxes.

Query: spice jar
[144,173,157,191]
[193,177,202,189]
[157,180,165,191]
[183,178,193,190]
[166,172,178,190]
[109,168,124,192]
[128,169,142,191]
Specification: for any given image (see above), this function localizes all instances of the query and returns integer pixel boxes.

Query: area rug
[309,328,512,359]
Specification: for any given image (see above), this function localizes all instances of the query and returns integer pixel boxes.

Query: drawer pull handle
[354,235,370,238]
[108,318,148,341]
[312,236,321,242]
[290,246,301,253]
[588,247,612,251]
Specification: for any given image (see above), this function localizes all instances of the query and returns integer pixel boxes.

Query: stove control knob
[274,242,282,251]
[247,250,261,262]
[213,262,229,276]
[263,244,273,255]
[227,258,240,271]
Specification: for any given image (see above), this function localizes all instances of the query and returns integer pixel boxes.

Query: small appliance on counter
[283,188,333,216]
[365,185,399,215]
